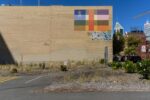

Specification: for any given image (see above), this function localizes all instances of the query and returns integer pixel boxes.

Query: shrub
[100,59,105,64]
[123,61,136,73]
[39,63,46,69]
[60,65,68,72]
[137,60,150,79]
[10,68,18,73]
[107,62,112,67]
[29,63,33,67]
[91,60,97,66]
[111,62,122,69]
[76,61,84,66]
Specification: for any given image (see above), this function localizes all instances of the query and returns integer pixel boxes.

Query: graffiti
[88,32,112,40]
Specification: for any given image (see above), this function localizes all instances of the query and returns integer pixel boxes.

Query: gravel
[44,80,150,92]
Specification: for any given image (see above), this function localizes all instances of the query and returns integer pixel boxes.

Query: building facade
[114,22,124,35]
[144,21,150,41]
[0,6,113,64]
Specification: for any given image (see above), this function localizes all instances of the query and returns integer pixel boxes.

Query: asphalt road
[0,74,150,100]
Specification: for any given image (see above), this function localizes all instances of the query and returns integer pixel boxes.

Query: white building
[114,22,124,35]
[144,21,150,41]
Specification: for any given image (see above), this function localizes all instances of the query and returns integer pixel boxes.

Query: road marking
[25,76,44,84]
[0,77,18,84]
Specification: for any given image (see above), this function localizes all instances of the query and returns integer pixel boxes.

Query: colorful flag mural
[74,9,111,32]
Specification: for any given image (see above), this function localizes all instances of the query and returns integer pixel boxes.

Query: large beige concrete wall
[0,6,112,63]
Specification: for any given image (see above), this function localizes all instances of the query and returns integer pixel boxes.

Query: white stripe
[25,76,43,84]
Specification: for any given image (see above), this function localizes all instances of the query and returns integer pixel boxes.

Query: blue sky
[0,0,150,32]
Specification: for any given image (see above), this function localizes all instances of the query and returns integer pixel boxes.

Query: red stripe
[88,10,94,31]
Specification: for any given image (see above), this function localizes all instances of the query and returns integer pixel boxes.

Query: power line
[134,10,150,19]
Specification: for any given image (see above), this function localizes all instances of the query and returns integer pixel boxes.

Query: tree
[113,32,125,55]
[124,46,136,55]
[127,36,141,47]
[125,36,141,55]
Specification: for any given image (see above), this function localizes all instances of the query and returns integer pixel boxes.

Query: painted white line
[25,76,43,84]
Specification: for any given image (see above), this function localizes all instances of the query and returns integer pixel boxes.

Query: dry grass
[61,65,140,84]
[0,76,18,83]
[43,65,144,93]
[0,58,107,75]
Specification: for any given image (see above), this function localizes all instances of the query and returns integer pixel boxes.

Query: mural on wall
[74,9,112,40]
[88,32,111,40]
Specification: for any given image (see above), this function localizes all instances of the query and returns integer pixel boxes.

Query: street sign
[141,45,146,53]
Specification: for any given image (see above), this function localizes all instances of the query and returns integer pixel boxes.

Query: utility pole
[38,0,40,6]
[104,46,108,67]
[20,0,22,6]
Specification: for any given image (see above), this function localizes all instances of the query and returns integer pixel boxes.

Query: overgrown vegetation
[60,65,68,72]
[123,61,136,73]
[137,60,150,79]
[100,59,105,64]
[111,61,137,73]
[110,59,150,80]
[111,62,123,69]
[1,58,150,81]
[125,36,141,55]
[0,59,106,74]
[10,68,18,73]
